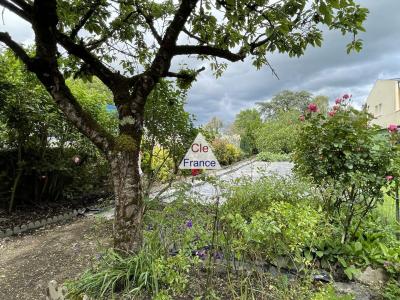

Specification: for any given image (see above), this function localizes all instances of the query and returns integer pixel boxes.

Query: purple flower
[186,220,193,228]
[196,250,206,260]
[213,252,223,260]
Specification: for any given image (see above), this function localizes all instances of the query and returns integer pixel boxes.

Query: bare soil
[0,216,113,300]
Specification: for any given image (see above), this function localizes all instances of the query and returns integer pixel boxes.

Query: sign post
[179,133,221,173]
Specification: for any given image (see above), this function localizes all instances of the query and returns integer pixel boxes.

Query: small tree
[294,96,393,242]
[233,108,262,154]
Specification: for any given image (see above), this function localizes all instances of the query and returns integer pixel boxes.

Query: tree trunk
[109,149,144,253]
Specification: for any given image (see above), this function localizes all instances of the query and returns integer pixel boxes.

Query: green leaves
[294,97,393,242]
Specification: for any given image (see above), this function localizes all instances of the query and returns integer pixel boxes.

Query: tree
[204,116,224,135]
[233,108,262,154]
[255,110,300,154]
[257,90,312,119]
[0,0,368,252]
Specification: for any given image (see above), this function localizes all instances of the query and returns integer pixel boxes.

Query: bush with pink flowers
[293,95,394,242]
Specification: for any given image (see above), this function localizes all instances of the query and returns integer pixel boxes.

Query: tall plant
[294,96,393,242]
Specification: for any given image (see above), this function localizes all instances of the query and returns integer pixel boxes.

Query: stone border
[0,209,82,238]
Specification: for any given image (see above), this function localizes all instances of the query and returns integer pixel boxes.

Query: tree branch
[0,31,32,65]
[164,66,205,79]
[0,0,31,22]
[69,0,102,39]
[182,27,206,44]
[135,5,162,44]
[174,45,245,62]
[9,0,31,12]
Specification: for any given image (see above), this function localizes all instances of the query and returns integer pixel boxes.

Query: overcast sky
[184,0,400,125]
[1,1,400,126]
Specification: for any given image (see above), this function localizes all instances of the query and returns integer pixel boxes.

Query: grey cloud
[1,1,399,126]
[186,0,400,125]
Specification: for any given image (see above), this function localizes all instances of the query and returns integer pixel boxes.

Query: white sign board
[179,133,221,169]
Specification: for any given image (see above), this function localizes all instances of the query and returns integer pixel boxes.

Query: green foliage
[308,213,400,280]
[257,151,291,162]
[312,285,353,300]
[211,139,242,165]
[255,110,301,154]
[222,201,322,260]
[55,0,368,78]
[221,176,326,262]
[257,90,312,119]
[294,96,393,242]
[141,146,174,182]
[383,279,400,300]
[314,95,330,114]
[67,189,213,299]
[222,176,321,221]
[66,247,195,299]
[143,80,197,174]
[232,108,262,154]
[0,50,113,209]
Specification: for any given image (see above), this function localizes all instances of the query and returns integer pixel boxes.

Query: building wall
[366,80,400,127]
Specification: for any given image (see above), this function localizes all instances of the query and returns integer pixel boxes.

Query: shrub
[294,95,393,242]
[211,139,242,165]
[141,146,175,182]
[222,201,322,260]
[222,176,320,220]
[257,151,291,162]
[255,110,300,154]
[220,176,327,262]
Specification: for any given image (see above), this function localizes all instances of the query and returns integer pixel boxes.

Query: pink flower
[308,103,318,112]
[343,94,350,99]
[386,175,394,181]
[299,115,305,121]
[328,111,336,117]
[335,98,342,104]
[388,124,398,133]
[333,105,340,111]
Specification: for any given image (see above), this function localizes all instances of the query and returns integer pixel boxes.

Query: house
[366,79,400,127]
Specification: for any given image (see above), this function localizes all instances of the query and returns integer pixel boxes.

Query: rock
[0,230,4,238]
[46,280,67,300]
[41,219,47,226]
[20,224,28,232]
[13,226,21,234]
[34,221,41,228]
[356,267,388,286]
[334,282,375,300]
[27,222,35,229]
[5,228,13,236]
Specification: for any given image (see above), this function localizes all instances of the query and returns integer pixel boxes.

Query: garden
[60,95,400,300]
[0,0,399,299]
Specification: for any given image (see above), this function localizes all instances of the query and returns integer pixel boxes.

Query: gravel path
[158,160,293,203]
[0,217,112,300]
